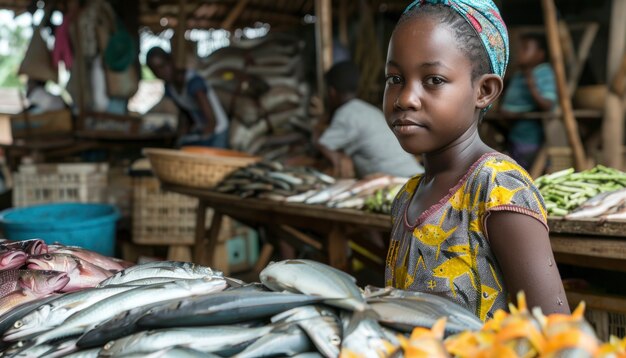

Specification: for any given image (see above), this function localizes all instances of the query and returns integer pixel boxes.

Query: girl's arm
[486,211,570,314]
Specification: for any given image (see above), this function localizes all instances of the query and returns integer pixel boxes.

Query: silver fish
[234,323,312,358]
[566,188,626,219]
[260,259,367,311]
[98,326,272,357]
[0,295,60,341]
[368,297,482,335]
[60,348,101,358]
[98,261,222,287]
[137,291,323,328]
[304,180,357,205]
[340,312,398,358]
[33,278,227,345]
[271,306,342,357]
[4,285,136,342]
[365,287,483,334]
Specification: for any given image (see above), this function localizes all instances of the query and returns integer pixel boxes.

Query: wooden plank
[567,290,626,314]
[602,0,626,169]
[554,253,626,272]
[541,0,587,171]
[280,225,324,250]
[193,200,208,264]
[221,0,250,30]
[327,224,349,272]
[549,217,626,237]
[338,0,349,47]
[203,211,224,267]
[550,235,626,260]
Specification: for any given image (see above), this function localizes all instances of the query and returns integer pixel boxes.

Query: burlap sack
[18,29,58,83]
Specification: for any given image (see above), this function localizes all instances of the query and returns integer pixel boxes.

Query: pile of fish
[0,239,131,317]
[198,34,313,160]
[0,258,491,357]
[536,165,626,217]
[216,164,408,212]
[214,161,335,200]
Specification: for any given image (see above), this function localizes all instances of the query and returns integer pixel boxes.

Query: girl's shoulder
[470,152,548,223]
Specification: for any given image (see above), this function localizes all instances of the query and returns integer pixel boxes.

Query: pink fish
[0,270,68,316]
[27,254,112,292]
[0,250,28,271]
[47,245,131,271]
[1,239,48,255]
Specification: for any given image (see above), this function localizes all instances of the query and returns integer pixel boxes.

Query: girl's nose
[394,83,422,111]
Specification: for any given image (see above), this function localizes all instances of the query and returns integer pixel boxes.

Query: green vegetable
[536,165,626,216]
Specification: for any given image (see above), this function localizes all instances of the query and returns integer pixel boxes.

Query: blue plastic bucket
[0,203,119,256]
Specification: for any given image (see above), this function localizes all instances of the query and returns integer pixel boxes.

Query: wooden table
[162,184,390,273]
[549,217,626,272]
[163,184,626,275]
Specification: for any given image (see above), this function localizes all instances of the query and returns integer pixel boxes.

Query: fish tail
[345,308,380,335]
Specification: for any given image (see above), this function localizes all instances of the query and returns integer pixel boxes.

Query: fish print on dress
[385,153,547,321]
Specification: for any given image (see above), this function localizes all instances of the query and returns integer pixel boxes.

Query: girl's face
[383,16,481,155]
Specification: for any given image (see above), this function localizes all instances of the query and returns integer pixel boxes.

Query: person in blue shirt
[500,34,557,169]
[146,47,229,148]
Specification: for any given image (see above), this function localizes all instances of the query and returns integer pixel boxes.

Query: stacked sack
[198,34,312,160]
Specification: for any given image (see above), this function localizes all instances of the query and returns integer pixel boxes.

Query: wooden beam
[541,0,587,171]
[221,0,249,30]
[338,0,349,48]
[602,0,626,169]
[174,0,187,69]
[315,0,333,101]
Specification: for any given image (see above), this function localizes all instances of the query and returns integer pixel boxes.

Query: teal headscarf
[404,0,510,79]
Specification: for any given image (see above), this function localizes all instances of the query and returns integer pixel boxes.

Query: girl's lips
[392,122,427,135]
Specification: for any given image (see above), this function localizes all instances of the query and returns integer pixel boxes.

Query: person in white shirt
[315,61,423,178]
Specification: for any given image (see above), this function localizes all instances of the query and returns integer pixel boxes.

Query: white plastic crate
[12,163,108,207]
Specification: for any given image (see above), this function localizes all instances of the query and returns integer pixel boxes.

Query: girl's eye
[385,75,403,85]
[425,76,446,86]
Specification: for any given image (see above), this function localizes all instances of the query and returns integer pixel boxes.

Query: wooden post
[602,0,626,169]
[221,0,249,31]
[315,0,333,101]
[541,0,587,171]
[338,0,349,48]
[174,0,187,70]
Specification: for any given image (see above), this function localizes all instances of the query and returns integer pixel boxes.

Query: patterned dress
[384,152,548,321]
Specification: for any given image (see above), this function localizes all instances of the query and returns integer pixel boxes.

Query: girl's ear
[475,74,504,110]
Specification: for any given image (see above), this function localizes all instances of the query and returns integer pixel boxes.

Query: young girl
[383,0,569,320]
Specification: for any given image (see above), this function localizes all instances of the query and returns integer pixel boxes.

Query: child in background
[383,0,568,320]
[501,34,557,169]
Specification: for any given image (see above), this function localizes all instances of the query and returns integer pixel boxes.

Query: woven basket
[143,148,259,189]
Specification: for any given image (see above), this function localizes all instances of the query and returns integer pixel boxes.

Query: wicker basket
[143,148,259,189]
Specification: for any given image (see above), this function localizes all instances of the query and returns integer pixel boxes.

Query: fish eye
[43,254,52,260]
[330,335,341,345]
[104,342,114,350]
[13,321,22,328]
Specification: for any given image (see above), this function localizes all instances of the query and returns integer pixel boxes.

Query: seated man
[315,61,423,178]
[500,33,557,169]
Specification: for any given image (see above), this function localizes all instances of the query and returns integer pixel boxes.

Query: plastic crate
[132,176,204,245]
[12,163,108,207]
[585,308,626,341]
[227,222,259,272]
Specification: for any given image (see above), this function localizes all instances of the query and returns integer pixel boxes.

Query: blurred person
[314,61,423,178]
[500,33,557,169]
[146,47,229,148]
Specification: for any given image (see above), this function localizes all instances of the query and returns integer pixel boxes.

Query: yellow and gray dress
[384,153,548,321]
